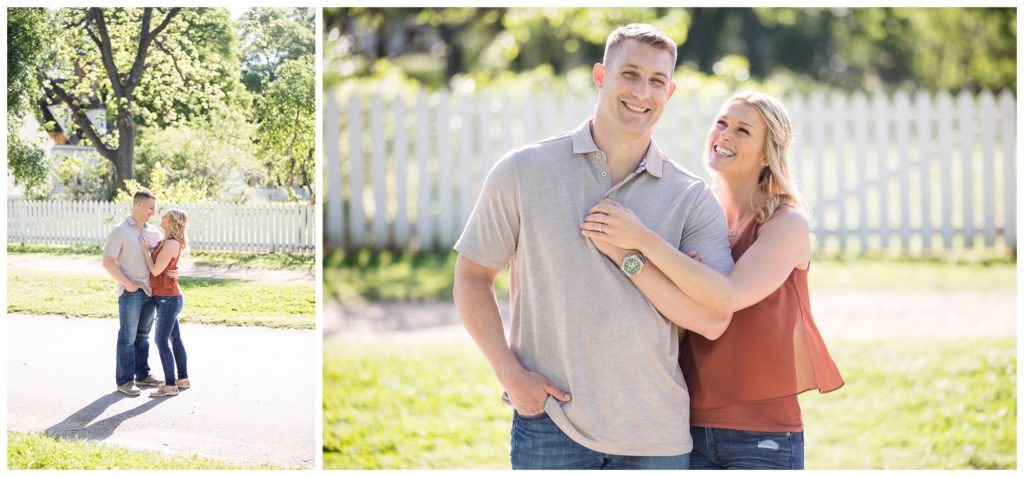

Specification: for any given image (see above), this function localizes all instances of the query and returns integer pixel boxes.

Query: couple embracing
[454,23,844,470]
[102,190,191,399]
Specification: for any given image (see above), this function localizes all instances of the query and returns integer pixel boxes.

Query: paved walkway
[7,254,314,283]
[7,314,316,468]
[325,290,1017,342]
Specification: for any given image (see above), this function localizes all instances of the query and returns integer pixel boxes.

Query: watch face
[622,255,643,276]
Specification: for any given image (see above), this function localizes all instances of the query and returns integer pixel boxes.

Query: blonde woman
[581,91,843,469]
[139,208,191,398]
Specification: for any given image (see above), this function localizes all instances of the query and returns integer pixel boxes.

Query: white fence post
[415,91,433,251]
[394,96,410,247]
[999,91,1016,250]
[935,91,952,251]
[979,91,997,247]
[325,92,344,249]
[370,93,389,248]
[437,90,454,247]
[348,94,366,248]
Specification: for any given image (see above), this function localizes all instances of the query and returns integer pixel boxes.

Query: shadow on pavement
[44,391,170,441]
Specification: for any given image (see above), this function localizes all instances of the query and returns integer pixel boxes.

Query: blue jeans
[154,295,187,386]
[510,411,690,469]
[115,289,156,386]
[689,426,804,469]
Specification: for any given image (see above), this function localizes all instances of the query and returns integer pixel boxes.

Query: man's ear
[667,81,677,100]
[593,63,606,89]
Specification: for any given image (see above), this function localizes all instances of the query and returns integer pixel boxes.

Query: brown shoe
[135,375,165,387]
[149,385,179,398]
[175,378,190,389]
[117,382,141,397]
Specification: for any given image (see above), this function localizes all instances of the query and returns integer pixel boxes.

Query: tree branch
[88,8,125,98]
[125,7,182,94]
[153,38,189,86]
[45,80,117,161]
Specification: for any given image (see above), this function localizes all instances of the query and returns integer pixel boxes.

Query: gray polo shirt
[103,215,164,295]
[455,119,734,456]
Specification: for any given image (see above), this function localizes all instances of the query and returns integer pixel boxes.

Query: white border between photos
[2,2,1021,476]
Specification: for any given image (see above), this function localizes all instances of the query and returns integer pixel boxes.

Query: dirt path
[324,290,1017,343]
[7,254,313,283]
[7,314,316,468]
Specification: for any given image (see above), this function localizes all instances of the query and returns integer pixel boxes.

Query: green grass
[323,337,1016,470]
[7,431,283,470]
[324,250,1015,303]
[324,341,510,469]
[7,270,314,329]
[7,244,314,271]
[323,249,510,303]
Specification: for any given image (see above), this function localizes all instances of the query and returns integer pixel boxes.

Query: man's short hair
[133,190,156,204]
[603,23,678,71]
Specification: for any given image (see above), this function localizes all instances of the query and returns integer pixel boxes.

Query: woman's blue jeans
[689,425,805,469]
[154,295,188,385]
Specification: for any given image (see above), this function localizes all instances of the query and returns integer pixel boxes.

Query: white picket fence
[325,88,1016,254]
[7,200,315,254]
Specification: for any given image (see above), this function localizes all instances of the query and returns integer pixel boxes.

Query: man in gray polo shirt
[103,190,166,396]
[453,24,734,469]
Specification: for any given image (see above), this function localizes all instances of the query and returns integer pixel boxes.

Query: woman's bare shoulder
[762,206,809,237]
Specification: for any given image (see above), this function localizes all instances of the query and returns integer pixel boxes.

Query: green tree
[41,7,250,194]
[325,7,1016,93]
[7,8,54,195]
[253,56,314,201]
[135,116,263,202]
[239,7,315,94]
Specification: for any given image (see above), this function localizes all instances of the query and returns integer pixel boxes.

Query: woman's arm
[586,232,733,340]
[138,236,180,276]
[583,199,809,315]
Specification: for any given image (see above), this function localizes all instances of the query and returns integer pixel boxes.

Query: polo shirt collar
[571,118,666,178]
[125,216,147,228]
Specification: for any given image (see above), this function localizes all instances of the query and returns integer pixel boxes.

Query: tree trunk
[112,109,136,193]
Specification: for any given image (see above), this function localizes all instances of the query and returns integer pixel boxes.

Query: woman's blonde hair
[164,208,188,251]
[724,91,810,223]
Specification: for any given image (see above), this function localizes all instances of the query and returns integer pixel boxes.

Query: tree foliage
[253,56,315,201]
[326,7,1016,94]
[134,117,264,202]
[7,8,55,193]
[239,7,315,94]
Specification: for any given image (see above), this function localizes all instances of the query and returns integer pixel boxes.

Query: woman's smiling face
[706,100,768,178]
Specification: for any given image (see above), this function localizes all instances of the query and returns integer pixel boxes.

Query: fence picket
[415,91,433,250]
[852,92,869,250]
[370,94,388,248]
[394,97,410,246]
[459,94,475,233]
[438,90,454,247]
[999,90,1016,249]
[932,91,948,251]
[325,92,343,249]
[957,91,976,246]
[873,93,891,249]
[917,90,933,253]
[979,91,997,246]
[347,95,366,248]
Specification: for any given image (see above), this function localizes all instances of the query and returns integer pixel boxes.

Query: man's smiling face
[593,39,677,141]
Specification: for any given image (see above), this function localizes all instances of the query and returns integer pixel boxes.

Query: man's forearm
[454,273,523,384]
[102,258,134,288]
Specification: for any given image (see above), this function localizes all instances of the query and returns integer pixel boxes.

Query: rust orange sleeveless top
[680,212,844,432]
[150,240,182,297]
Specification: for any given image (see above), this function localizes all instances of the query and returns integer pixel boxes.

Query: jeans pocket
[515,410,549,421]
